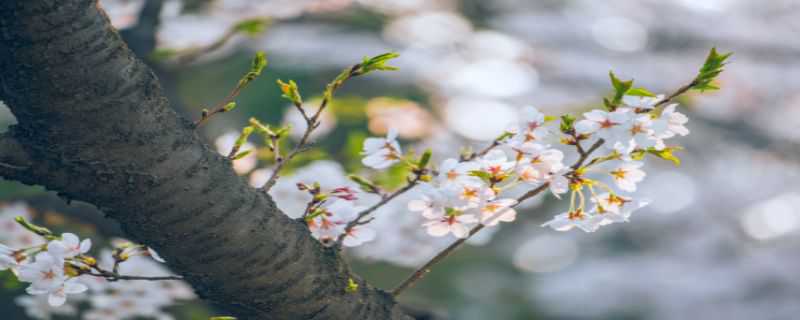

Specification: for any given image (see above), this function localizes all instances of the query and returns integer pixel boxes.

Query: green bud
[223,102,237,112]
[348,175,380,194]
[560,114,576,134]
[345,278,359,293]
[417,149,433,168]
[231,150,252,160]
[15,216,52,237]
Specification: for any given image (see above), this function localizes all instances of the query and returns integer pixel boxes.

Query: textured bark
[0,1,410,319]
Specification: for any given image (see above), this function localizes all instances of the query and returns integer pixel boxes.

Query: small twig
[86,272,183,282]
[336,176,422,245]
[260,64,364,193]
[194,85,243,128]
[462,139,502,161]
[571,139,604,170]
[654,79,699,108]
[392,183,550,296]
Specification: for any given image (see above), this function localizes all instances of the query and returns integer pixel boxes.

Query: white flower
[478,198,518,226]
[15,294,78,320]
[619,114,660,152]
[1,243,18,270]
[622,94,664,110]
[575,109,632,148]
[542,210,603,233]
[308,200,361,242]
[590,193,650,225]
[408,183,472,219]
[515,143,566,182]
[510,106,550,144]
[479,149,514,179]
[18,253,87,306]
[423,212,478,238]
[47,233,91,260]
[362,127,402,169]
[610,161,646,192]
[652,103,690,139]
[342,226,377,247]
[436,158,482,188]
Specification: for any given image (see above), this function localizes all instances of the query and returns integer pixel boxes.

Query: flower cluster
[298,183,377,247]
[542,95,689,232]
[0,204,194,319]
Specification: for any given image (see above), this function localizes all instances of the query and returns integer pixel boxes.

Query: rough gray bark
[0,1,410,319]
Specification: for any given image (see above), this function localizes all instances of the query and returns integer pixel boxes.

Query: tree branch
[0,1,410,319]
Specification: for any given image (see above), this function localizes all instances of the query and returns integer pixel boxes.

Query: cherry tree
[0,0,730,319]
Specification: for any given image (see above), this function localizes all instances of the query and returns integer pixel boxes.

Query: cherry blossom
[542,209,603,233]
[18,252,87,307]
[590,193,650,225]
[436,158,482,188]
[622,94,664,110]
[423,211,479,238]
[575,109,632,149]
[610,161,647,192]
[1,243,17,270]
[362,127,403,169]
[47,233,91,260]
[509,106,550,144]
[477,198,518,226]
[653,103,690,139]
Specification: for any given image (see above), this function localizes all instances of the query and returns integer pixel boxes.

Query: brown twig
[260,64,363,193]
[336,175,423,244]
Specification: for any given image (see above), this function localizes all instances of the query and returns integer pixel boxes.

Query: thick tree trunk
[0,1,410,319]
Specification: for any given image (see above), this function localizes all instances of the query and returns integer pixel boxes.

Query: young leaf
[625,87,656,97]
[646,146,683,166]
[692,47,732,92]
[234,18,270,37]
[609,71,634,105]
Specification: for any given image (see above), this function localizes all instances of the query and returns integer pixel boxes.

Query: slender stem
[572,139,604,170]
[654,79,699,108]
[194,77,246,128]
[87,272,183,282]
[463,139,502,161]
[336,176,422,244]
[260,65,363,193]
[392,183,550,296]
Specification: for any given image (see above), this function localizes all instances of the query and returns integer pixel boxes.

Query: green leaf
[646,146,683,166]
[345,278,359,293]
[469,170,492,183]
[692,47,732,92]
[222,101,237,112]
[560,114,576,134]
[231,150,252,161]
[625,87,656,97]
[210,317,237,320]
[238,51,268,87]
[359,52,401,74]
[233,126,254,151]
[417,149,433,168]
[277,79,303,105]
[348,175,380,194]
[609,71,634,105]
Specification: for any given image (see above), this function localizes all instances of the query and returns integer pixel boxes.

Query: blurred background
[2,0,800,319]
